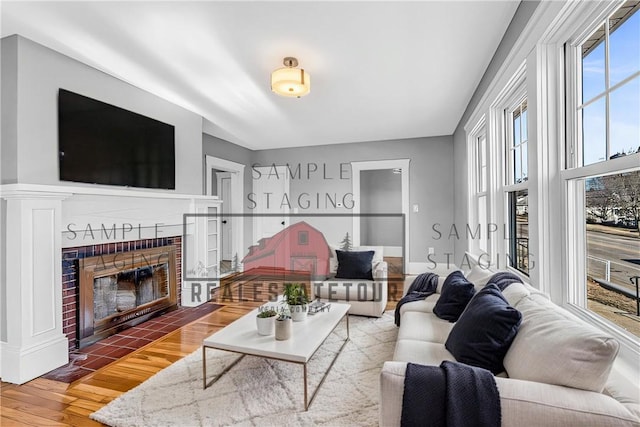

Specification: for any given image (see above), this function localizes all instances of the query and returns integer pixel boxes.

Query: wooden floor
[0,263,403,427]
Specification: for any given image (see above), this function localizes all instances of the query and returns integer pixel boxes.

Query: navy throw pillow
[445,284,522,374]
[433,271,476,322]
[335,250,374,280]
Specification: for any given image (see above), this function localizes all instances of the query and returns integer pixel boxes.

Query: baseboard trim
[1,335,68,384]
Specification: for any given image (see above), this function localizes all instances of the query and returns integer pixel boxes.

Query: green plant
[257,308,277,318]
[277,313,291,321]
[283,283,310,306]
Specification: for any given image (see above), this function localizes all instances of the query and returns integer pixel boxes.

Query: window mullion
[604,18,611,160]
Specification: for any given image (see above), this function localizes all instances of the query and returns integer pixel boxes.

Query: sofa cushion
[398,294,439,315]
[433,271,475,322]
[445,284,522,374]
[393,339,456,366]
[397,311,454,344]
[504,295,619,393]
[335,250,374,280]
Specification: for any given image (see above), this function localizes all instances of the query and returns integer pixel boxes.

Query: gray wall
[251,136,455,263]
[1,36,18,184]
[360,169,402,246]
[1,35,203,193]
[203,133,254,253]
[452,1,540,260]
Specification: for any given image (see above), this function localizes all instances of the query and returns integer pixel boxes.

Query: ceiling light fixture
[271,57,310,98]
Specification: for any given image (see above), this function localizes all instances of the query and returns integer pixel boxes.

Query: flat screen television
[58,89,176,190]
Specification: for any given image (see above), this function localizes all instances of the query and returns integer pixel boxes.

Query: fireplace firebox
[78,246,177,348]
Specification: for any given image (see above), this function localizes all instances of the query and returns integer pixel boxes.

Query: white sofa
[380,266,640,426]
[312,245,388,317]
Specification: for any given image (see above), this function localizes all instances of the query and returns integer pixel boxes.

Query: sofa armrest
[380,361,640,427]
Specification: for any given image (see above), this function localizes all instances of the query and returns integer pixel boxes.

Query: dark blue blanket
[401,361,501,427]
[487,272,523,291]
[394,273,439,326]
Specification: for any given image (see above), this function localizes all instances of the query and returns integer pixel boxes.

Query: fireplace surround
[63,237,182,349]
[1,183,220,384]
[78,245,178,348]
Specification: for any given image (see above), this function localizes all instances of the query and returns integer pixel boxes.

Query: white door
[217,172,233,260]
[252,166,290,243]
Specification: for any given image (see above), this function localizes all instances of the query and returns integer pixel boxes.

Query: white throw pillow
[464,265,494,292]
[503,295,619,393]
[501,282,531,307]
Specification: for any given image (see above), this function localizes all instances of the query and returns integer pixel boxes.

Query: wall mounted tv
[58,89,176,190]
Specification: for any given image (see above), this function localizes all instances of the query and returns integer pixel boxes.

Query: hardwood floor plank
[0,405,68,426]
[1,396,69,424]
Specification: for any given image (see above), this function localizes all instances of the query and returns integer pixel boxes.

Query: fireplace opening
[79,246,178,348]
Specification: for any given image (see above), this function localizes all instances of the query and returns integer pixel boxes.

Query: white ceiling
[1,1,519,150]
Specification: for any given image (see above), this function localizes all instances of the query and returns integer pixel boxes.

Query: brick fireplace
[62,237,182,350]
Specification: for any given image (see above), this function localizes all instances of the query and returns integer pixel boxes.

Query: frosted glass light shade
[271,67,311,97]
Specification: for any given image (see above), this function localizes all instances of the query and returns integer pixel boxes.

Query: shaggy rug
[91,312,397,426]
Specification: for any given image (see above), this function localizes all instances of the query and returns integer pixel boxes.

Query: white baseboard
[1,335,68,384]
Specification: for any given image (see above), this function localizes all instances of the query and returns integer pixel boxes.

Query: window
[577,1,640,166]
[508,190,529,275]
[508,100,528,184]
[469,123,489,255]
[298,231,309,245]
[583,171,640,337]
[505,98,530,275]
[565,1,640,336]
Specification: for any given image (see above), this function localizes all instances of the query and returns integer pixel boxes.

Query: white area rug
[91,312,397,426]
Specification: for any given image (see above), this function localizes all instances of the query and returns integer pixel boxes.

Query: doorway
[205,156,245,276]
[252,165,290,244]
[351,159,410,273]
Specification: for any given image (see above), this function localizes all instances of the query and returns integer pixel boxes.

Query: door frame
[205,155,245,273]
[216,171,233,261]
[351,159,410,273]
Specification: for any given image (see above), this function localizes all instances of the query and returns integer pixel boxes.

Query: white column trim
[1,190,70,383]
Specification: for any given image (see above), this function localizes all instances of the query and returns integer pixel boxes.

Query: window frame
[467,117,489,257]
[562,0,640,341]
[495,75,530,278]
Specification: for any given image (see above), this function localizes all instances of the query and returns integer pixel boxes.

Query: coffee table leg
[346,313,350,338]
[303,363,309,410]
[202,346,207,389]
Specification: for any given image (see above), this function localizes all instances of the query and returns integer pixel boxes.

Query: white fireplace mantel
[0,183,221,384]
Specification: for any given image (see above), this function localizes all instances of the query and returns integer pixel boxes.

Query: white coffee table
[202,302,350,410]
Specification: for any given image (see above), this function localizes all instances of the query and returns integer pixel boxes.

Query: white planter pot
[275,318,292,340]
[256,316,275,335]
[289,304,308,322]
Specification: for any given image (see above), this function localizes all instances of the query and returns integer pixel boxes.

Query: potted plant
[256,308,277,335]
[275,313,292,340]
[283,283,310,322]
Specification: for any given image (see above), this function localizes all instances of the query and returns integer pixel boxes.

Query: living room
[1,1,639,426]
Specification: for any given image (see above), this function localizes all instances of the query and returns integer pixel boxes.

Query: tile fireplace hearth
[43,302,221,383]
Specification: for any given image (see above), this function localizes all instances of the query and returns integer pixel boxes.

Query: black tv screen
[58,89,176,189]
